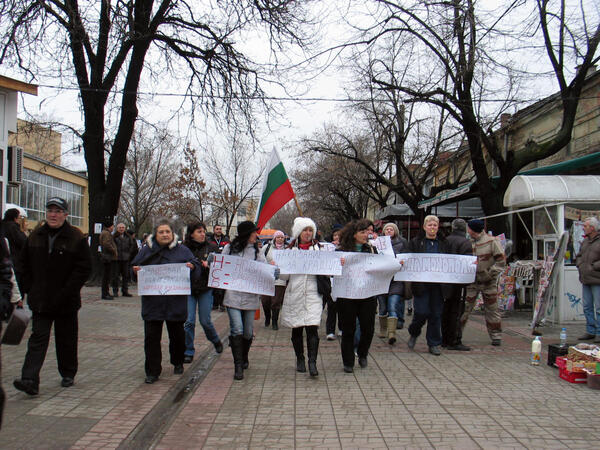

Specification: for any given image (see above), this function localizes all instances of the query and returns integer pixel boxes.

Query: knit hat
[291,217,317,240]
[237,220,258,237]
[383,222,400,238]
[273,230,285,238]
[467,219,484,233]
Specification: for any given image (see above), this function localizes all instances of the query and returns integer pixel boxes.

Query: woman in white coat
[279,217,323,377]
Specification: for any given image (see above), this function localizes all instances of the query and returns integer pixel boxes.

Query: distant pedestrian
[260,230,287,330]
[221,221,266,380]
[336,219,378,373]
[1,208,27,290]
[208,224,230,312]
[461,219,506,346]
[279,218,325,377]
[99,222,118,300]
[325,224,343,340]
[113,223,135,297]
[405,215,449,356]
[442,219,473,351]
[13,198,91,395]
[378,222,408,345]
[575,216,600,343]
[182,222,223,363]
[131,219,199,384]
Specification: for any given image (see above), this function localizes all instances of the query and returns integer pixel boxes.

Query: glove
[274,268,280,280]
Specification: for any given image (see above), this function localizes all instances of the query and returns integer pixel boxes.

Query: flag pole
[293,196,303,216]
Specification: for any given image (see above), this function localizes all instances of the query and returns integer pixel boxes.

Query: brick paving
[1,286,598,449]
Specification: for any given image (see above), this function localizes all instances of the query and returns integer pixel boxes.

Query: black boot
[291,332,306,372]
[264,307,271,327]
[271,309,280,330]
[307,335,319,377]
[229,335,244,380]
[242,338,252,370]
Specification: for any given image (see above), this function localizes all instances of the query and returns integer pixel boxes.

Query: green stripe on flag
[257,162,289,214]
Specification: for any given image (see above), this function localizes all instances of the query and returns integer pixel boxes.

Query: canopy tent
[503,175,600,209]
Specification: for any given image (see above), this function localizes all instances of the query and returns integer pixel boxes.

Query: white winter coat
[280,244,323,328]
[222,243,267,310]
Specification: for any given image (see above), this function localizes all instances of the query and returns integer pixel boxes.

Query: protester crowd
[1,198,600,428]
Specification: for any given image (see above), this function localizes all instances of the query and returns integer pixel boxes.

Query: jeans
[378,294,404,324]
[582,284,600,335]
[408,285,444,347]
[184,290,220,356]
[337,298,377,367]
[227,307,255,340]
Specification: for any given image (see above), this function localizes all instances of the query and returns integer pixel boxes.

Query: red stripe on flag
[256,180,295,230]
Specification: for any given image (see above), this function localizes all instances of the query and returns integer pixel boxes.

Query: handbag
[1,308,31,345]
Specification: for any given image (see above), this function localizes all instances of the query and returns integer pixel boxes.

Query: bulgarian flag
[255,149,296,231]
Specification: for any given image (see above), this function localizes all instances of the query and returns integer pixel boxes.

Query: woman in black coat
[132,219,199,384]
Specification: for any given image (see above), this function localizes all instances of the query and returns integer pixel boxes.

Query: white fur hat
[291,217,317,240]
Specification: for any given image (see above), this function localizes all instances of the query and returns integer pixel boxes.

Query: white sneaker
[337,330,343,336]
[326,333,335,340]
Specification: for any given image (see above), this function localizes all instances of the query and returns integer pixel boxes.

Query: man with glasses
[13,198,91,395]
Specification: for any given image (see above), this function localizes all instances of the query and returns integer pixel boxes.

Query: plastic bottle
[560,328,567,348]
[531,336,542,366]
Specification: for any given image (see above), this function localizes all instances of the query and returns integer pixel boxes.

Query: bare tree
[359,0,600,222]
[203,134,263,235]
[0,0,312,250]
[267,203,297,236]
[118,122,179,234]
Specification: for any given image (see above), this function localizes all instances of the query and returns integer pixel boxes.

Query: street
[1,286,597,449]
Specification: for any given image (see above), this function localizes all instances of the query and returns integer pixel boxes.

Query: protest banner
[393,253,477,284]
[272,249,342,275]
[332,253,401,299]
[320,242,337,252]
[208,254,276,296]
[137,263,191,296]
[369,235,395,256]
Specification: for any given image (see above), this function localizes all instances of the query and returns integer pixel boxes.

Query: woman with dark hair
[182,222,223,363]
[260,230,287,330]
[132,219,199,384]
[279,217,324,377]
[336,219,378,373]
[222,221,267,380]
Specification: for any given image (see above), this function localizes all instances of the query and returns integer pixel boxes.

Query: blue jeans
[582,284,600,335]
[377,294,404,324]
[227,307,255,340]
[408,285,444,347]
[184,290,220,356]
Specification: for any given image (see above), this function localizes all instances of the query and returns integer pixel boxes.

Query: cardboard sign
[393,253,477,284]
[208,254,275,296]
[272,249,342,275]
[369,236,395,256]
[137,263,191,296]
[332,253,400,299]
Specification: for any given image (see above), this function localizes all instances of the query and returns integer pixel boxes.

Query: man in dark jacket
[13,197,91,395]
[406,215,449,356]
[441,218,473,351]
[576,216,600,343]
[99,222,118,299]
[113,223,135,297]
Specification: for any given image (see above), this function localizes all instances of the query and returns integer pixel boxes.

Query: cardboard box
[566,360,597,373]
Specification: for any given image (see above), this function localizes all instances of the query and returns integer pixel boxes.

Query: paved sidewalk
[1,287,598,449]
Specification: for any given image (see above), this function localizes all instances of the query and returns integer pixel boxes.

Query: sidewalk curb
[117,334,229,450]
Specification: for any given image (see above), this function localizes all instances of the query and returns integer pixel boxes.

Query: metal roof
[503,175,600,208]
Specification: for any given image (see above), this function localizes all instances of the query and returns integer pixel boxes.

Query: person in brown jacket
[461,219,506,346]
[99,222,118,300]
[576,216,600,343]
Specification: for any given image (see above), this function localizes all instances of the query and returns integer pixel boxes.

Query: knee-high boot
[271,309,280,330]
[307,334,319,377]
[379,315,388,338]
[242,338,252,370]
[230,335,244,380]
[387,317,398,345]
[291,332,306,372]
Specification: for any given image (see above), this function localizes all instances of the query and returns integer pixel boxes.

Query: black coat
[182,239,218,295]
[131,237,199,321]
[388,237,409,296]
[18,221,92,315]
[407,234,450,298]
[1,220,26,264]
[444,229,474,298]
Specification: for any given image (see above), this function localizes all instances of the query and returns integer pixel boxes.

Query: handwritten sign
[208,254,275,296]
[332,253,400,299]
[320,242,337,252]
[393,253,477,284]
[272,249,342,275]
[137,263,191,296]
[369,236,394,256]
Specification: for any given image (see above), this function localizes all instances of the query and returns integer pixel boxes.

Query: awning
[418,180,475,209]
[375,203,415,219]
[520,151,600,175]
[503,175,600,208]
[429,197,484,218]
